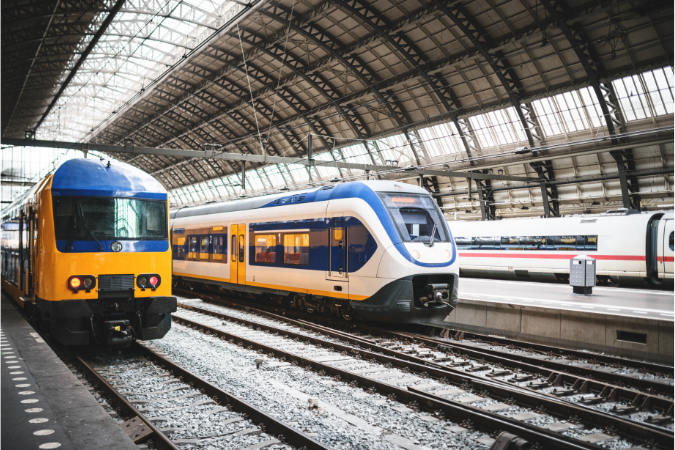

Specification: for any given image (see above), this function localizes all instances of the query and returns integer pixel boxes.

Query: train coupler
[104,320,133,346]
[419,283,450,307]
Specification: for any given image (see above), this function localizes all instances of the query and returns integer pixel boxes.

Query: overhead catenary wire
[236,23,266,156]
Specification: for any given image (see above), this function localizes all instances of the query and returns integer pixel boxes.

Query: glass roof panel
[38,0,244,142]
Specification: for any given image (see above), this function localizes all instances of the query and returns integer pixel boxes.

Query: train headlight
[137,274,161,290]
[111,241,122,252]
[410,249,420,260]
[68,275,96,292]
[444,249,452,260]
[69,277,81,289]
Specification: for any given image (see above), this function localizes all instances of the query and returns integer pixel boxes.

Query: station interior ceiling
[2,0,673,220]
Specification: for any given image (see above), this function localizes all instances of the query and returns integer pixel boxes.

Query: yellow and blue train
[1,158,176,346]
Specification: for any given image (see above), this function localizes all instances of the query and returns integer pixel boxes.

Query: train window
[200,237,209,259]
[177,237,186,259]
[454,237,471,249]
[501,237,520,250]
[284,233,309,265]
[189,237,198,258]
[231,235,237,262]
[238,235,245,263]
[670,232,673,251]
[53,197,167,240]
[254,234,277,263]
[584,236,598,251]
[457,235,598,251]
[476,237,499,249]
[378,193,449,243]
[212,235,226,260]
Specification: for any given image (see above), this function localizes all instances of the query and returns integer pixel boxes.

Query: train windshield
[53,197,168,240]
[378,193,450,243]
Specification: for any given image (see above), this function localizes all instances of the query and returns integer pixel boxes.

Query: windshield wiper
[427,223,437,247]
[65,214,78,251]
[78,203,103,251]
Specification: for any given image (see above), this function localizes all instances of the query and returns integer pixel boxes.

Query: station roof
[2,0,673,218]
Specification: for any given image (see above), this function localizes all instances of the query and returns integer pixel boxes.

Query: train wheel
[305,307,315,314]
[342,314,352,321]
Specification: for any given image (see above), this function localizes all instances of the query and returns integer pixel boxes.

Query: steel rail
[382,329,674,398]
[173,307,673,448]
[132,342,330,450]
[418,327,674,375]
[176,290,674,401]
[75,355,179,450]
[171,314,598,450]
[176,302,673,440]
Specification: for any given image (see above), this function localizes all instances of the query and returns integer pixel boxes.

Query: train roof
[171,180,428,219]
[51,158,166,200]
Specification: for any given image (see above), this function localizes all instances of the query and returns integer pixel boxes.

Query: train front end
[36,159,176,346]
[339,181,459,323]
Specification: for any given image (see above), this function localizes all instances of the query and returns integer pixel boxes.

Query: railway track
[175,289,674,419]
[171,297,673,449]
[72,344,327,450]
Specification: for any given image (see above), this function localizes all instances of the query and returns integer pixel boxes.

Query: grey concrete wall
[443,299,674,364]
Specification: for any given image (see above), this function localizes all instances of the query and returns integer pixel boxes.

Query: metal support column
[530,161,560,217]
[475,173,496,220]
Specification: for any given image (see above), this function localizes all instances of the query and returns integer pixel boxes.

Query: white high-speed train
[450,210,673,286]
[170,181,459,323]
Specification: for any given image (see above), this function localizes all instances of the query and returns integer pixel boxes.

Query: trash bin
[570,255,596,295]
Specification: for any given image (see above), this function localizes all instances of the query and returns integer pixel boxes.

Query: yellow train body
[1,158,176,346]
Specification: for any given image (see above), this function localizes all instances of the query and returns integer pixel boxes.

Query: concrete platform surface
[1,295,138,450]
[460,278,674,321]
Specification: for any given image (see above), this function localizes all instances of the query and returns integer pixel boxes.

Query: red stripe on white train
[457,253,645,261]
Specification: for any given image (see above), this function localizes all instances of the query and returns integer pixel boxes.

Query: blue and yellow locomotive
[1,158,176,346]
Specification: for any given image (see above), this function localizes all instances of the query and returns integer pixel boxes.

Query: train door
[662,219,673,278]
[230,225,238,283]
[237,224,246,284]
[327,216,349,295]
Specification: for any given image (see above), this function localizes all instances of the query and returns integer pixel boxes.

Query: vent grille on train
[98,275,134,291]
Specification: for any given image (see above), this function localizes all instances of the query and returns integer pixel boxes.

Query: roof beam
[31,0,127,135]
[1,137,539,182]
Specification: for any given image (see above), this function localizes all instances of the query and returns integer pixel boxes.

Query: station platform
[439,279,674,364]
[1,295,138,450]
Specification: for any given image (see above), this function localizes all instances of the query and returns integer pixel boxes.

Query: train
[450,209,674,286]
[170,181,459,323]
[1,158,177,346]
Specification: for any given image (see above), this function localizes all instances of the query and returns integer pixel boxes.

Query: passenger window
[238,235,245,263]
[177,237,186,259]
[231,235,237,262]
[477,237,498,249]
[189,236,198,258]
[669,232,673,251]
[585,236,597,251]
[212,235,226,260]
[254,234,277,263]
[501,237,520,250]
[454,237,471,249]
[200,236,209,259]
[284,233,309,265]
